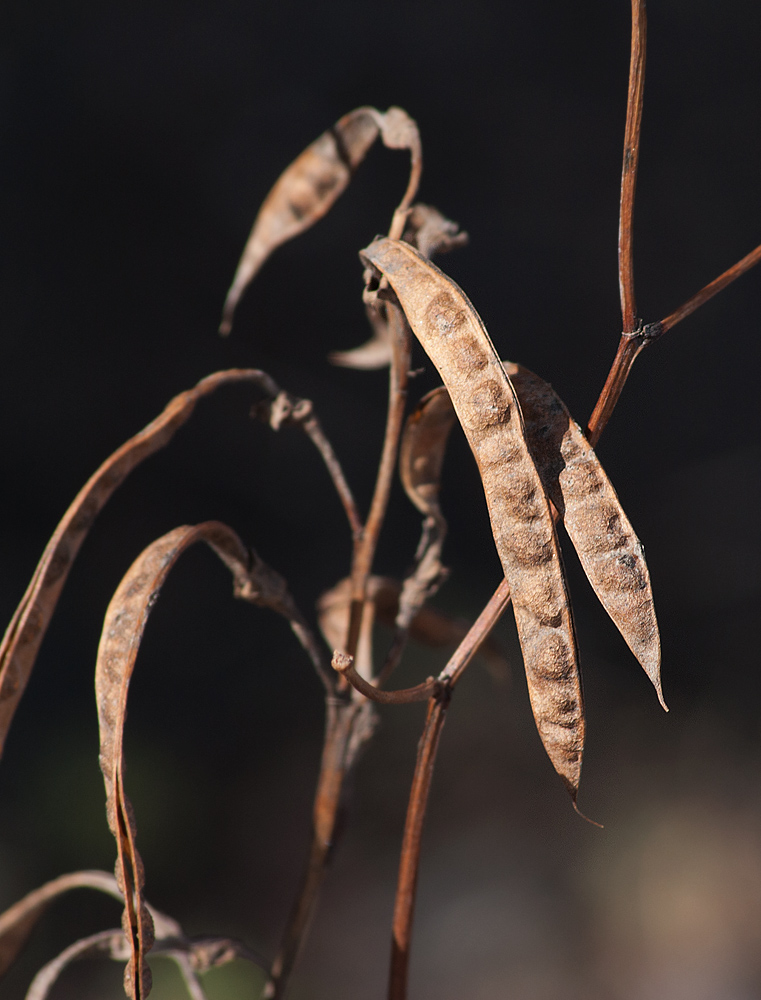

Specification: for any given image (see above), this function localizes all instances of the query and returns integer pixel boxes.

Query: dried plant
[2,2,760,998]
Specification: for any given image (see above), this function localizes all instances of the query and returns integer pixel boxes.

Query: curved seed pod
[96,521,274,998]
[1,868,264,999]
[220,106,421,336]
[503,362,665,708]
[360,238,584,796]
[0,370,279,761]
[0,870,124,978]
[421,369,665,708]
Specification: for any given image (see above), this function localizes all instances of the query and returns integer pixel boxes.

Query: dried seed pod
[421,368,664,707]
[0,869,263,998]
[503,362,664,707]
[0,370,278,760]
[220,106,421,336]
[361,238,584,797]
[96,521,299,998]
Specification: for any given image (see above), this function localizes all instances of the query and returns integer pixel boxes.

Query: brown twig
[332,651,441,704]
[586,333,647,447]
[659,241,761,333]
[619,0,647,335]
[385,576,512,999]
[346,304,411,655]
[263,696,375,999]
[589,0,761,446]
[263,392,363,543]
[437,577,514,688]
[388,689,450,1000]
[587,237,761,446]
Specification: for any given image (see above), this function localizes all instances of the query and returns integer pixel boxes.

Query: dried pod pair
[362,237,663,798]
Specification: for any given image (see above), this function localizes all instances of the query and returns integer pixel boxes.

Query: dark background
[2,1,761,997]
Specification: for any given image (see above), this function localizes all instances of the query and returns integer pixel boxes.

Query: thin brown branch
[388,691,450,1000]
[586,333,647,447]
[263,696,375,999]
[263,392,363,544]
[587,239,761,446]
[383,577,512,1000]
[296,406,364,542]
[332,651,441,704]
[438,577,513,687]
[659,241,761,333]
[619,0,647,333]
[346,305,411,655]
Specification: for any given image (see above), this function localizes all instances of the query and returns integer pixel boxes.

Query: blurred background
[2,0,761,996]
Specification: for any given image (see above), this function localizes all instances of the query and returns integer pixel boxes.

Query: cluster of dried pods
[2,3,761,997]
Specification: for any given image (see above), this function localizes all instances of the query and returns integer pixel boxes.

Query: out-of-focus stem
[388,692,450,1000]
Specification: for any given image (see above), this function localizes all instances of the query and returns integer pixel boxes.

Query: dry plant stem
[619,0,647,334]
[346,304,411,655]
[332,651,440,704]
[263,696,372,1000]
[439,577,514,687]
[295,404,363,541]
[587,239,761,446]
[385,576,512,999]
[388,691,449,1000]
[659,241,761,332]
[593,0,761,446]
[586,334,646,447]
[266,312,410,1000]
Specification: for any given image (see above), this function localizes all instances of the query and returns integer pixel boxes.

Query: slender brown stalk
[332,651,442,705]
[438,577,513,687]
[263,697,374,999]
[587,238,761,446]
[385,577,511,999]
[659,241,761,333]
[591,0,761,447]
[388,691,450,1000]
[619,0,647,334]
[264,393,363,542]
[346,305,411,655]
[264,287,411,1000]
[296,405,364,541]
[586,333,647,447]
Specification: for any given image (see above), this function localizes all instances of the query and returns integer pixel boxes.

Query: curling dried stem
[332,651,441,705]
[266,393,363,544]
[619,0,647,334]
[298,408,364,542]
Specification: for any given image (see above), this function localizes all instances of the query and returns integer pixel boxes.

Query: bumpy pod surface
[361,237,584,796]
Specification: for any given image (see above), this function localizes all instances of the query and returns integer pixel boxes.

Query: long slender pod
[361,238,584,797]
